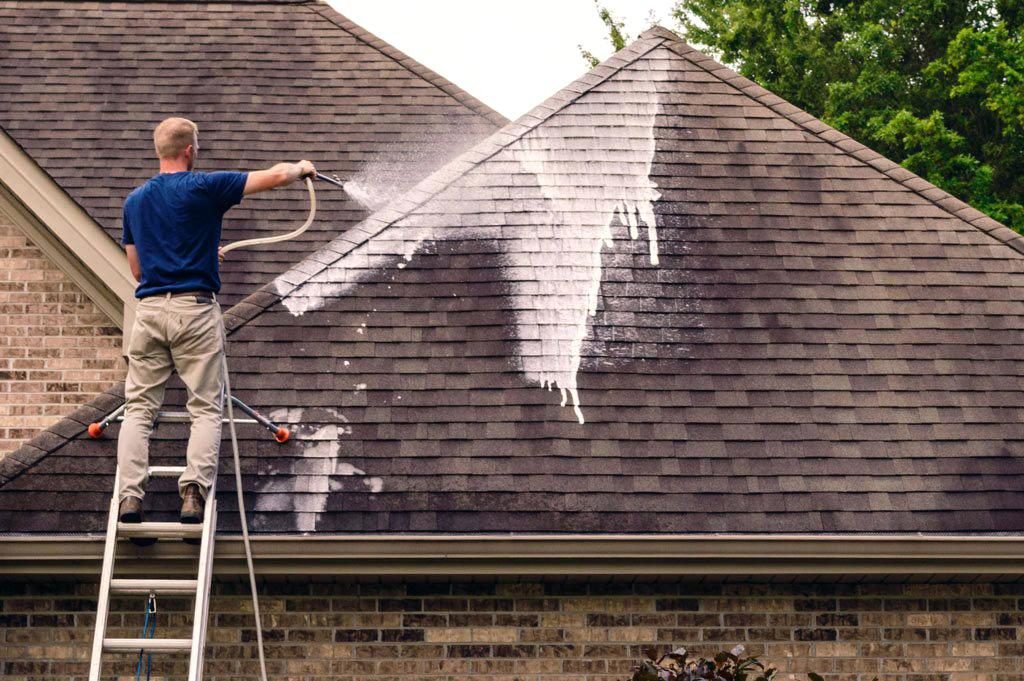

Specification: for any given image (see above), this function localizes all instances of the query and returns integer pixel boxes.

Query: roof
[0,0,504,305]
[4,27,1024,537]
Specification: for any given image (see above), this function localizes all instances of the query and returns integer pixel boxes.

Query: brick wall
[0,217,124,456]
[2,578,1022,680]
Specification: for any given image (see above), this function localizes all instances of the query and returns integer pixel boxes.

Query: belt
[141,290,217,301]
[165,290,215,299]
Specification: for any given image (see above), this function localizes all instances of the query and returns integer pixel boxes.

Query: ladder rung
[115,412,256,424]
[147,466,186,477]
[118,522,203,539]
[110,579,198,595]
[103,637,192,652]
[155,411,193,422]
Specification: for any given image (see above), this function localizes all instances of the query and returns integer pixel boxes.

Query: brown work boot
[180,484,205,524]
[119,496,143,523]
[119,496,156,547]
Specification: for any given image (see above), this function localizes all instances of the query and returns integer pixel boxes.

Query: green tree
[674,0,1024,231]
[580,2,630,67]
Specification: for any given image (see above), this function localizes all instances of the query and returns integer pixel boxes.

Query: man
[118,116,315,533]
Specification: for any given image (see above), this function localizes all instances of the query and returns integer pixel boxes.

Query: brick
[655,598,700,611]
[449,613,494,627]
[378,598,421,612]
[975,628,1018,641]
[795,628,838,641]
[447,644,492,657]
[334,629,378,643]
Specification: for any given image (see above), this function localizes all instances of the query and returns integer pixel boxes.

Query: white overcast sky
[327,0,682,120]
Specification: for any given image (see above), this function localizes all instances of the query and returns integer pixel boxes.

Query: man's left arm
[122,205,141,281]
[126,245,142,282]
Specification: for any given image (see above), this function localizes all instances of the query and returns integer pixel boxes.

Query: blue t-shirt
[122,171,248,298]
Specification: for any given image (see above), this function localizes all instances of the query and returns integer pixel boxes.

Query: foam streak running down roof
[277,59,669,423]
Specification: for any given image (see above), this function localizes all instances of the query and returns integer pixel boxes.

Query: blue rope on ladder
[135,593,157,681]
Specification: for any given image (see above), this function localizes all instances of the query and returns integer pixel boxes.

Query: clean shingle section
[4,27,1024,535]
[0,0,503,305]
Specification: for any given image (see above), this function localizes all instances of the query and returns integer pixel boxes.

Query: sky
[327,0,681,120]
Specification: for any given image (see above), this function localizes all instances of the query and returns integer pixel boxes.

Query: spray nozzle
[315,173,346,190]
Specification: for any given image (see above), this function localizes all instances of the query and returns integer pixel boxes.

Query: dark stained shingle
[4,27,1024,535]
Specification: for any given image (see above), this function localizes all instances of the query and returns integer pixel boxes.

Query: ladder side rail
[187,497,218,681]
[188,381,227,681]
[88,467,122,681]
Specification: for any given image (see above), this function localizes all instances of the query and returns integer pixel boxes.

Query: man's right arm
[243,160,316,196]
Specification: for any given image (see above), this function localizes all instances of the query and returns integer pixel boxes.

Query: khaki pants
[117,292,225,502]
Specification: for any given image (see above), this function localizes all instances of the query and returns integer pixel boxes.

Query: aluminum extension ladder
[87,464,218,681]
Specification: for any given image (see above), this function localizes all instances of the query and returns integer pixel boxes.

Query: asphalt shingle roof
[4,27,1024,535]
[0,0,504,305]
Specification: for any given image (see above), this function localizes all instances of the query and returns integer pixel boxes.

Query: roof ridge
[224,32,673,336]
[653,31,1024,257]
[308,3,508,128]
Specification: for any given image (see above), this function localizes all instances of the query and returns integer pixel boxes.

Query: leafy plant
[579,1,631,67]
[631,645,774,681]
[630,646,869,681]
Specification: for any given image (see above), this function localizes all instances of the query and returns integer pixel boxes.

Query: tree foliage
[673,0,1024,231]
[580,1,631,67]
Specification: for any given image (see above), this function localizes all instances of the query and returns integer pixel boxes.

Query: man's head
[153,117,198,170]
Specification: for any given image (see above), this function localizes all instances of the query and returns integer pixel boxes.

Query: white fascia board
[0,127,136,327]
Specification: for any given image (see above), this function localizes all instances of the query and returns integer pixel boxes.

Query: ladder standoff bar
[230,396,290,443]
[88,396,289,443]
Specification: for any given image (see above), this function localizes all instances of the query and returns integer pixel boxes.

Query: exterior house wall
[1,578,1022,680]
[0,215,123,456]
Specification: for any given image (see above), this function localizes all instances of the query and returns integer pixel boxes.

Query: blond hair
[153,117,198,159]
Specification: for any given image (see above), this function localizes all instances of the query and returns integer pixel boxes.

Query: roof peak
[637,24,681,41]
[248,22,1021,336]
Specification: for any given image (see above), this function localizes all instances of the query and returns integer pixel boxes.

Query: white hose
[221,354,268,681]
[217,176,318,681]
[219,176,315,255]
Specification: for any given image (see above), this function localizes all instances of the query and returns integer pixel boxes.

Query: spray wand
[314,172,346,190]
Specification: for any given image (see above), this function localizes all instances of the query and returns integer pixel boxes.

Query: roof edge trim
[0,127,137,316]
[4,533,1024,576]
[0,184,122,328]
